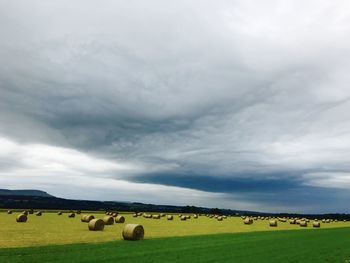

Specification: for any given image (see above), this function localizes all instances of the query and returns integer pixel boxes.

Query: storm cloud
[1,0,350,213]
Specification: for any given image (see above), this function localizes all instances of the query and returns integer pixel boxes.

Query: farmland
[1,210,350,248]
[1,227,350,263]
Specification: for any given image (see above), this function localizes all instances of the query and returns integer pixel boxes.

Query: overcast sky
[1,0,350,213]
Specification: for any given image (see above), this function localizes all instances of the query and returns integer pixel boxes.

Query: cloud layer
[1,0,350,213]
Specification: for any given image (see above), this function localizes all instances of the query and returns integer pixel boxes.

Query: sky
[1,0,350,213]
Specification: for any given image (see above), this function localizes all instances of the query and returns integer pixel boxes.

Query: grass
[1,211,350,248]
[1,227,350,262]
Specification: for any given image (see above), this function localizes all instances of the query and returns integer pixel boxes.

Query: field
[1,227,350,263]
[1,210,350,262]
[1,211,350,248]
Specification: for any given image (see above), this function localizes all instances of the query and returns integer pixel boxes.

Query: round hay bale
[269,220,277,227]
[81,214,95,223]
[115,215,125,223]
[160,213,165,217]
[88,219,105,231]
[132,213,138,217]
[152,214,160,219]
[193,214,198,219]
[57,211,62,215]
[7,210,13,214]
[299,221,307,227]
[217,216,223,221]
[244,217,253,225]
[137,212,143,216]
[122,224,144,241]
[186,215,191,219]
[103,216,114,225]
[180,215,187,221]
[167,215,173,220]
[16,214,27,223]
[289,219,296,224]
[22,211,29,216]
[68,212,75,218]
[36,211,42,216]
[313,221,321,228]
[112,212,118,217]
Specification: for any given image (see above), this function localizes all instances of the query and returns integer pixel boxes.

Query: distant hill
[0,189,349,220]
[0,189,53,197]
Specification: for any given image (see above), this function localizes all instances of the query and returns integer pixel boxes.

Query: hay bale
[22,211,29,216]
[115,215,125,223]
[180,215,187,221]
[299,221,307,227]
[186,215,191,219]
[313,221,321,228]
[122,224,144,241]
[81,214,95,222]
[36,211,42,216]
[167,215,173,220]
[103,216,114,225]
[112,212,118,217]
[137,212,143,216]
[76,210,81,214]
[16,214,27,222]
[160,213,165,217]
[193,214,198,219]
[88,219,105,231]
[68,212,75,218]
[269,220,277,227]
[152,214,160,219]
[244,217,253,225]
[7,210,13,214]
[289,219,296,224]
[132,213,138,217]
[57,211,62,215]
[217,216,223,221]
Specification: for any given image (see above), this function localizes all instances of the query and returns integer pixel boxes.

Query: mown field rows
[1,210,350,248]
[1,227,350,263]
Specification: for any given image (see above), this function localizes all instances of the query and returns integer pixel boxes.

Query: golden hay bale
[244,218,253,225]
[167,215,173,220]
[193,214,198,219]
[88,219,105,231]
[81,214,95,222]
[217,216,223,221]
[16,214,27,223]
[103,216,114,225]
[7,210,13,214]
[137,212,143,216]
[289,219,296,224]
[313,221,321,228]
[180,215,187,221]
[22,211,29,215]
[112,212,119,217]
[68,212,75,218]
[325,219,330,223]
[299,221,307,227]
[122,224,144,241]
[186,215,191,219]
[115,215,125,223]
[269,220,278,227]
[132,213,138,217]
[36,211,42,216]
[57,211,62,215]
[179,214,182,217]
[152,214,160,219]
[321,219,325,223]
[160,213,165,217]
